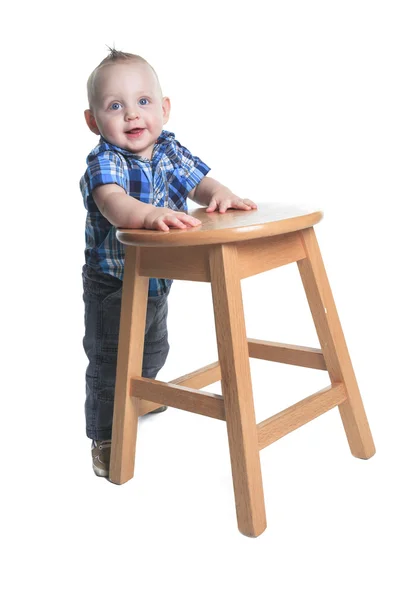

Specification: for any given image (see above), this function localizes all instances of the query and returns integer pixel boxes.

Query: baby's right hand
[143,207,201,232]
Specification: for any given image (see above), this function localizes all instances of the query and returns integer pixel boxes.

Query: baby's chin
[123,133,161,158]
[101,130,161,158]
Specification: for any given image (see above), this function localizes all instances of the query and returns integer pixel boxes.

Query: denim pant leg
[82,266,170,441]
[142,291,170,379]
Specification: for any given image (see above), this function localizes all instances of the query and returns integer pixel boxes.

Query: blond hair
[86,46,162,110]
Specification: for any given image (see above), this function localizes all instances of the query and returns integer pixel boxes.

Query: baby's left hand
[206,189,257,213]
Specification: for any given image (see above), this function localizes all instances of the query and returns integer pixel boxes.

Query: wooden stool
[109,203,375,537]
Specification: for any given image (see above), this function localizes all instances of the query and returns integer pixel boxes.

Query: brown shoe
[91,408,167,476]
[91,439,111,477]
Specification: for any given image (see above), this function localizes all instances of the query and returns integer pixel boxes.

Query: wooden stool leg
[109,246,149,484]
[210,244,267,537]
[297,228,375,459]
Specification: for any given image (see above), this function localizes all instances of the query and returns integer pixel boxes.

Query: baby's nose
[125,109,139,120]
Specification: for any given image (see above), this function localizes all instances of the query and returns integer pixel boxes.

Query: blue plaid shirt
[80,130,210,296]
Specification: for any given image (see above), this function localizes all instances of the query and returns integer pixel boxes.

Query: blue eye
[139,98,149,106]
[110,102,122,110]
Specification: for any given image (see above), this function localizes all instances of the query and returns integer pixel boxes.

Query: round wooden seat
[117,202,323,247]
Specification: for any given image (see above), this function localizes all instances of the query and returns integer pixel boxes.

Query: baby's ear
[84,109,100,135]
[162,97,171,124]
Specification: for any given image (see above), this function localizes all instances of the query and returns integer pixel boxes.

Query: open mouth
[126,128,144,137]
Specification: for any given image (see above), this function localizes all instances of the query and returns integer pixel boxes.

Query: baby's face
[86,61,170,159]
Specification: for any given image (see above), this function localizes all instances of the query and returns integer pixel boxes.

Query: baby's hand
[144,207,201,232]
[206,189,257,214]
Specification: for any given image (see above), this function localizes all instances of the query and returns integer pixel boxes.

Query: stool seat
[117,203,323,247]
[109,202,375,538]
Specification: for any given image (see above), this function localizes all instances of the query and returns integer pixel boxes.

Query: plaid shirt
[80,130,210,296]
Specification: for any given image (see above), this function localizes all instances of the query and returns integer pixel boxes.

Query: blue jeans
[82,265,170,441]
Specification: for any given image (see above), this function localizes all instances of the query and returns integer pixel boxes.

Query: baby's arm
[189,176,257,213]
[93,184,201,231]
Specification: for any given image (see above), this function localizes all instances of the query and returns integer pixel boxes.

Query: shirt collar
[98,130,175,162]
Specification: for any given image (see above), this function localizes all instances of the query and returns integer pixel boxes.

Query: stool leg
[297,228,375,459]
[210,244,267,537]
[109,246,149,484]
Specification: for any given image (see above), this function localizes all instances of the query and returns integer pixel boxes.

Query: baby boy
[80,48,257,478]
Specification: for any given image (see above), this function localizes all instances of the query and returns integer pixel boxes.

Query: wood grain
[132,377,225,420]
[137,362,221,416]
[117,203,323,247]
[297,228,375,459]
[109,246,149,484]
[257,384,347,449]
[210,244,267,537]
[248,339,326,370]
[237,232,306,279]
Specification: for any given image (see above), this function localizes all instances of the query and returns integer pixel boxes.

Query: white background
[2,0,399,598]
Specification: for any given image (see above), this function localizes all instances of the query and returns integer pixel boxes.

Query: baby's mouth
[126,128,145,138]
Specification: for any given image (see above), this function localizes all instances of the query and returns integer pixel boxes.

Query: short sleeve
[172,139,211,194]
[86,150,129,195]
